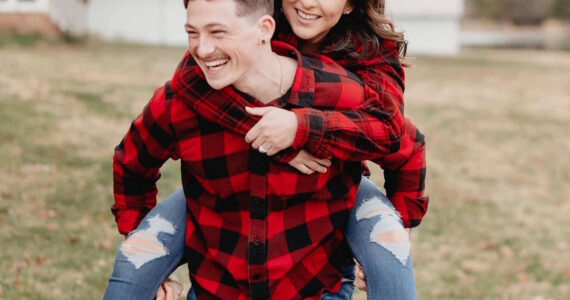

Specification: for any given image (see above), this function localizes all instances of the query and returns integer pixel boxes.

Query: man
[111,0,413,298]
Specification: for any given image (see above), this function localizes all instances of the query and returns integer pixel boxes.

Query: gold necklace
[275,54,284,95]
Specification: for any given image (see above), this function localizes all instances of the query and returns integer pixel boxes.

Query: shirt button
[254,199,261,206]
[252,273,261,280]
[253,239,260,246]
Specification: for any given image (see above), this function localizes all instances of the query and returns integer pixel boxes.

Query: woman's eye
[186,31,199,38]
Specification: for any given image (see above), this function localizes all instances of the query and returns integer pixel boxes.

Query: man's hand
[156,278,183,300]
[288,150,331,174]
[245,106,298,156]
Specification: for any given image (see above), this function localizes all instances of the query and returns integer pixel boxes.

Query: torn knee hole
[372,228,410,244]
[355,199,399,221]
[122,233,168,255]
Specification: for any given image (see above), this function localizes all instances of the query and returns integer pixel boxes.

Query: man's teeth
[205,59,229,68]
[297,9,319,20]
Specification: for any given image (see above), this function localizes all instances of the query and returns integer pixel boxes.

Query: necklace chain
[275,54,284,95]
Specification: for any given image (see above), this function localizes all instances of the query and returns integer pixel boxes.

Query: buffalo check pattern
[112,40,427,299]
[278,33,429,228]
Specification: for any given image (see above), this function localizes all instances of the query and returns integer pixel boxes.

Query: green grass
[1,41,569,299]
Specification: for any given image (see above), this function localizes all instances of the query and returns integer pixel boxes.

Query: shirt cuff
[292,108,325,154]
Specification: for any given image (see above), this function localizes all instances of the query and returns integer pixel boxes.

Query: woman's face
[282,0,353,46]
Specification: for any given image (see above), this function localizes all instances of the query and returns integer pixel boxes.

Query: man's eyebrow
[184,22,229,30]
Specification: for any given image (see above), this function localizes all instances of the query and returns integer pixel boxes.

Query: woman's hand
[353,229,411,291]
[288,150,331,175]
[354,263,367,291]
[156,277,183,300]
[245,106,298,156]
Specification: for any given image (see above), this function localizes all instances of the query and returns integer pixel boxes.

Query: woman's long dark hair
[275,0,407,59]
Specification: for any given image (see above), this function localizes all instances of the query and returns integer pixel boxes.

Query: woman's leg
[346,177,417,300]
[103,188,189,300]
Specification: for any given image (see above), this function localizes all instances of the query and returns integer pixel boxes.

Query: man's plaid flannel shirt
[112,41,415,298]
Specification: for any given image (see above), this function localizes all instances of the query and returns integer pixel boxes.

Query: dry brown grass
[0,41,568,299]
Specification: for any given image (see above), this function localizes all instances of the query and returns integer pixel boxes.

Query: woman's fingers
[353,264,367,291]
[156,283,166,300]
[162,279,183,300]
[304,159,327,173]
[291,161,314,174]
[314,157,331,167]
[288,150,332,174]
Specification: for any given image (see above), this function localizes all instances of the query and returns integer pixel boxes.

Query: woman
[105,0,427,299]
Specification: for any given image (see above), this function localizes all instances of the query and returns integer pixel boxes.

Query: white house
[386,0,464,55]
[0,0,464,55]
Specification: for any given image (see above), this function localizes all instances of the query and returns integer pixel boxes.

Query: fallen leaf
[35,256,48,266]
[67,236,79,245]
[14,279,22,288]
[24,258,33,267]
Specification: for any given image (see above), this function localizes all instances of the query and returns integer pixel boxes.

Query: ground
[0,39,569,299]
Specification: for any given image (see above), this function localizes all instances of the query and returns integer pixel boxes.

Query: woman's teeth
[296,9,319,20]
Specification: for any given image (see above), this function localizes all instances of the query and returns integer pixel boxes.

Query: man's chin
[204,78,230,90]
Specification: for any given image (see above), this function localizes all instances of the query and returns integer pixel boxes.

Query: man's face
[185,0,259,90]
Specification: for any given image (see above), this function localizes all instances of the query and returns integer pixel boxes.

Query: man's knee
[120,215,176,269]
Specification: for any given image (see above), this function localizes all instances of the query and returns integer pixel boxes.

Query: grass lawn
[0,38,569,299]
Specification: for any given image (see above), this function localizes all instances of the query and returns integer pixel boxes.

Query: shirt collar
[270,41,314,108]
[171,41,315,109]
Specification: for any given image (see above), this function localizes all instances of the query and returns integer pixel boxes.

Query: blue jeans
[103,177,416,299]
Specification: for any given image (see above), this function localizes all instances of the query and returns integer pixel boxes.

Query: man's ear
[256,15,276,44]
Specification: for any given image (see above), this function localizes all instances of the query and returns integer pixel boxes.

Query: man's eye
[186,31,199,38]
[211,30,226,38]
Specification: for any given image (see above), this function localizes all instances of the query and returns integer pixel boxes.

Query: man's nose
[196,36,215,58]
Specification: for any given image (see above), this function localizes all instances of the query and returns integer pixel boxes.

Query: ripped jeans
[103,177,416,299]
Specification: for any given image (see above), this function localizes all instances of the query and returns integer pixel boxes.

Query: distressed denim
[103,189,188,300]
[345,177,416,299]
[103,177,416,299]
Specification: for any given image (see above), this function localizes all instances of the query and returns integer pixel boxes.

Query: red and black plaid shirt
[113,42,408,299]
[277,33,429,228]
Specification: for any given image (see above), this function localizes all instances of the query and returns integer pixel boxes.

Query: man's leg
[103,188,188,300]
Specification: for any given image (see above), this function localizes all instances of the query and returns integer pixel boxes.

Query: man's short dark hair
[184,0,274,17]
